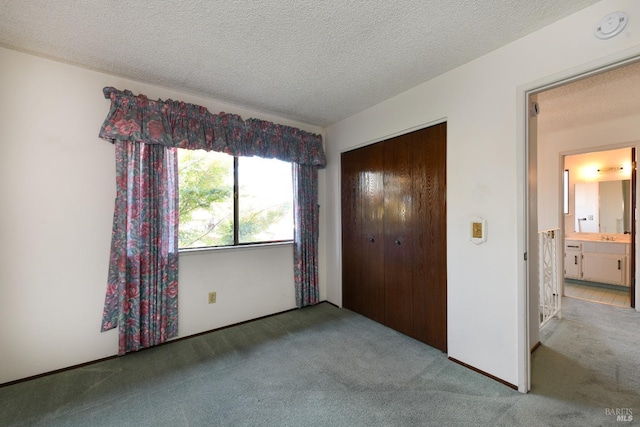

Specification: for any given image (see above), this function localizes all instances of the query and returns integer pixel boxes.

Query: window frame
[563,169,570,215]
[178,150,294,251]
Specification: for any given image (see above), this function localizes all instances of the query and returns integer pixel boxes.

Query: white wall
[0,46,324,384]
[324,0,640,389]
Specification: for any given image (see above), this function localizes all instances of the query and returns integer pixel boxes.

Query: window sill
[178,241,293,256]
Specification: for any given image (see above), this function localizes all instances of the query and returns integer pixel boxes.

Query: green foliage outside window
[178,150,234,248]
[178,150,293,249]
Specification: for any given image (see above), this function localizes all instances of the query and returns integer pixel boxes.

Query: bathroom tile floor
[564,281,631,307]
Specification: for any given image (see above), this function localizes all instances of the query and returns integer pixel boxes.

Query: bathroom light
[596,166,623,173]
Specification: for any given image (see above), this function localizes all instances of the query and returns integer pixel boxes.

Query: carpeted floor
[1,297,638,426]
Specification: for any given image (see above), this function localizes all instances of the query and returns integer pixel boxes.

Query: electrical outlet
[208,292,217,304]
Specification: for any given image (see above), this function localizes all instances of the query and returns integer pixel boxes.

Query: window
[177,149,293,249]
[563,169,570,215]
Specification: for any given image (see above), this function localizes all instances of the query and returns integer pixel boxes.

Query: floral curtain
[101,140,179,355]
[99,87,325,354]
[293,164,320,306]
[99,87,325,166]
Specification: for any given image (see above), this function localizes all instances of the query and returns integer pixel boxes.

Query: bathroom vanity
[564,237,630,287]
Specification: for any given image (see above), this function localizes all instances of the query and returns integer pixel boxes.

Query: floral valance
[99,87,326,167]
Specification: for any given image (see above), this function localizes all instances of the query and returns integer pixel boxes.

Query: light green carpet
[1,297,638,426]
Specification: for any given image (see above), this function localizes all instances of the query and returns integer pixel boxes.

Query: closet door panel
[359,143,385,323]
[383,135,414,336]
[341,144,385,323]
[341,148,361,313]
[410,123,447,351]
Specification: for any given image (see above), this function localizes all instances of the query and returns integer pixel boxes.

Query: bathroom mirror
[574,179,631,233]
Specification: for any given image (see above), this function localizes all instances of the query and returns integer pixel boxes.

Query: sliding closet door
[341,143,385,323]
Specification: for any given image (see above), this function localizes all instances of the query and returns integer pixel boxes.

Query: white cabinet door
[581,253,626,285]
[564,250,581,279]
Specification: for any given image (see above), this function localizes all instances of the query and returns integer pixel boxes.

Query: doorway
[526,57,640,391]
[562,147,635,308]
[531,60,640,312]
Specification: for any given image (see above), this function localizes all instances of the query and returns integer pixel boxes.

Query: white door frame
[517,49,640,393]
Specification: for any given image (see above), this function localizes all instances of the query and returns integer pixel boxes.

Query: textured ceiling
[537,60,640,134]
[0,0,600,127]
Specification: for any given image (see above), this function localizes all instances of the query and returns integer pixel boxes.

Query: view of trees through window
[177,149,293,249]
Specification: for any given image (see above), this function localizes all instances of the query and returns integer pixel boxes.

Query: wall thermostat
[470,217,487,245]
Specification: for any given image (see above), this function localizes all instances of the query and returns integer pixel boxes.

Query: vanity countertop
[565,235,631,243]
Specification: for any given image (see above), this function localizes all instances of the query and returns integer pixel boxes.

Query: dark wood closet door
[410,123,447,351]
[341,122,447,352]
[341,143,385,323]
[383,123,447,351]
[383,134,415,337]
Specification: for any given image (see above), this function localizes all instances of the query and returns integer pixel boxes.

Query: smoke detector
[595,12,628,39]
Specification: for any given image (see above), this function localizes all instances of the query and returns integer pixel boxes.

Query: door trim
[632,147,636,308]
